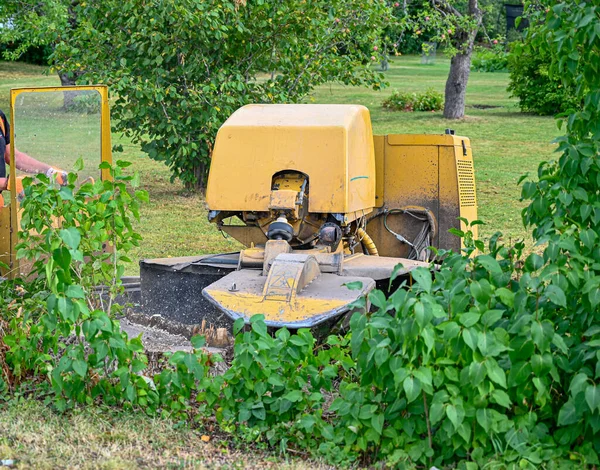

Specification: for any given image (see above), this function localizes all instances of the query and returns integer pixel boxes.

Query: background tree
[44,0,390,190]
[406,0,484,119]
[0,0,84,104]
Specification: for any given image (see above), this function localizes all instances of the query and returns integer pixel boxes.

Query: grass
[0,56,558,276]
[0,401,327,469]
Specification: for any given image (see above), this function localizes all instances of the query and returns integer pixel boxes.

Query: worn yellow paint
[207,288,348,323]
[0,85,113,278]
[368,133,478,257]
[206,104,376,219]
[0,197,11,273]
[269,190,298,211]
[373,135,385,208]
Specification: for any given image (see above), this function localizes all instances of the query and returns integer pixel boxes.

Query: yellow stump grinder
[140,104,477,331]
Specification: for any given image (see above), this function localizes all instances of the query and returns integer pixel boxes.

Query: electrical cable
[378,207,437,261]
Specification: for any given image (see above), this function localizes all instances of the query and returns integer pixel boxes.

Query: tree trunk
[443,51,472,119]
[438,0,483,119]
[58,71,85,110]
[186,161,207,193]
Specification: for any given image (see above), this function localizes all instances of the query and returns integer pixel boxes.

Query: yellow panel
[206,104,375,215]
[455,143,478,239]
[0,201,11,276]
[387,133,464,146]
[367,134,477,257]
[367,135,439,258]
[437,141,478,249]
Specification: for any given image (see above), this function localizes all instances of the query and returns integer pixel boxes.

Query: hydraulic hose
[357,227,379,256]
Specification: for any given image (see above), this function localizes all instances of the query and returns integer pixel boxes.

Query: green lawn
[0,57,557,274]
[0,401,325,469]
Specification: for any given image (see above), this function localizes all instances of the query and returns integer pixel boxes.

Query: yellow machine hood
[206,104,376,216]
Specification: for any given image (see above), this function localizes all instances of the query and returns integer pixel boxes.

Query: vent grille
[457,159,476,207]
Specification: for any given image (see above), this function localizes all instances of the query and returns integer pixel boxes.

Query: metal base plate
[203,269,375,328]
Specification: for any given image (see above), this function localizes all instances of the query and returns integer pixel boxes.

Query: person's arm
[0,145,64,192]
[6,144,53,175]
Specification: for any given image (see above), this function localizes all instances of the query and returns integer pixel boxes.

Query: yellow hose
[357,228,379,256]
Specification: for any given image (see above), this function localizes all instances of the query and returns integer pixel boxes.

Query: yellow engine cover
[206,104,376,219]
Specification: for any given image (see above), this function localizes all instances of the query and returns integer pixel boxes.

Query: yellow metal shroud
[0,85,113,279]
[206,104,376,224]
[368,133,477,257]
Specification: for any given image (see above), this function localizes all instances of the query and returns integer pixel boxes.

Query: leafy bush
[66,92,102,114]
[507,40,581,115]
[0,42,52,65]
[2,171,600,467]
[0,162,216,416]
[382,88,443,112]
[471,44,509,72]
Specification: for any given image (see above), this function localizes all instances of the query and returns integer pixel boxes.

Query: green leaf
[371,413,384,435]
[476,408,492,433]
[430,402,444,424]
[283,390,303,402]
[403,376,421,403]
[469,361,486,386]
[72,360,88,378]
[344,281,363,291]
[459,312,481,328]
[411,268,432,293]
[552,333,568,354]
[135,190,149,202]
[478,332,496,356]
[525,253,544,272]
[462,328,479,351]
[508,361,531,387]
[59,227,81,250]
[557,401,579,426]
[485,359,507,388]
[369,290,387,309]
[233,318,245,335]
[569,373,590,397]
[65,285,85,299]
[531,353,553,377]
[191,335,206,349]
[586,385,600,413]
[251,318,268,337]
[545,284,567,307]
[476,255,502,276]
[446,404,460,430]
[481,309,503,327]
[491,390,511,408]
[53,247,72,271]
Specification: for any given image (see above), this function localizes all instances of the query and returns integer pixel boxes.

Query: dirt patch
[470,104,501,109]
[118,315,233,377]
[119,317,195,354]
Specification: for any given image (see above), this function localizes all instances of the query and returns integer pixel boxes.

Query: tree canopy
[3,0,390,189]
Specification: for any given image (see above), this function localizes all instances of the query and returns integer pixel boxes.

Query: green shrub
[66,92,102,114]
[382,88,443,112]
[471,44,509,72]
[507,40,581,115]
